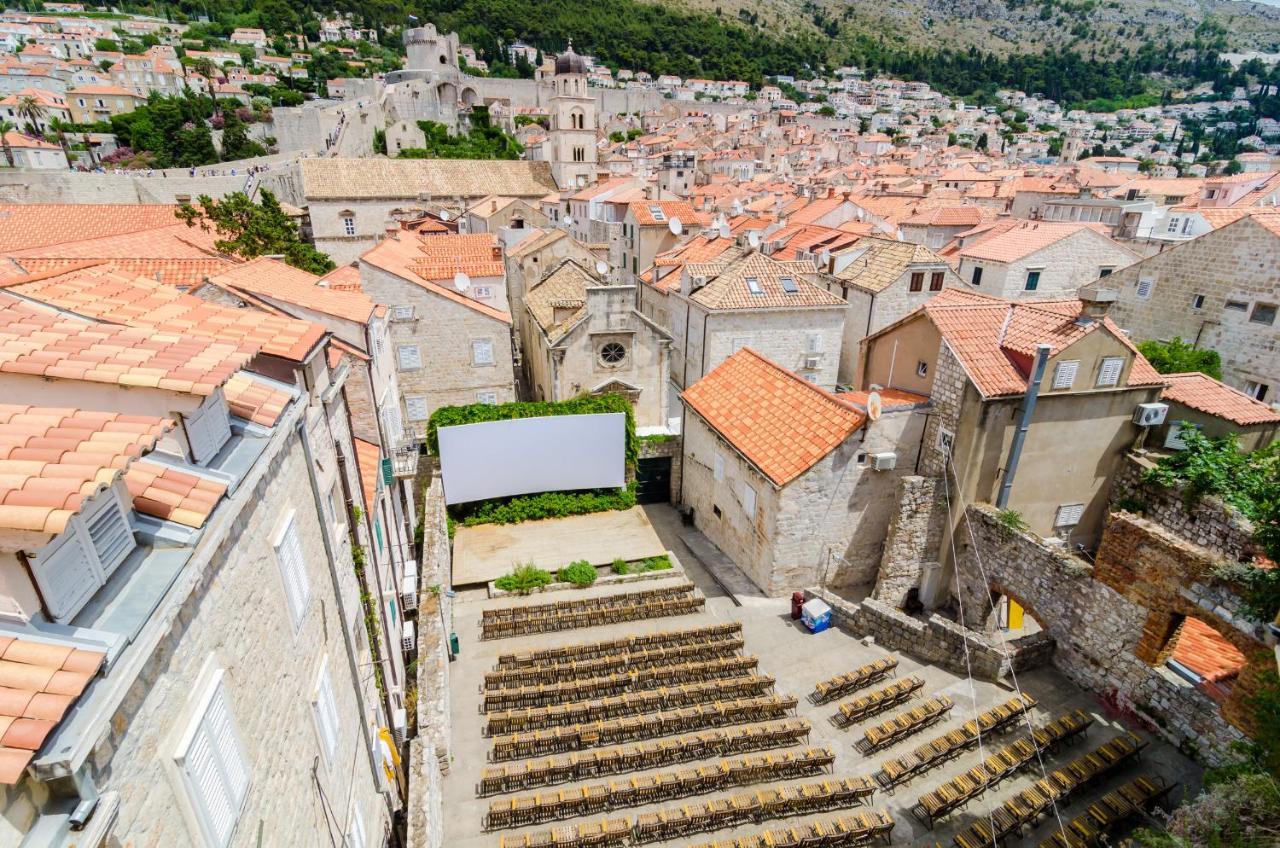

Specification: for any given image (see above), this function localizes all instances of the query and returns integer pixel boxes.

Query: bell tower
[548,41,597,190]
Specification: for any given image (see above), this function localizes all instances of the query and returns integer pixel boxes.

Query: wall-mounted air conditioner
[1132,402,1168,427]
[401,575,418,612]
[871,452,897,471]
[803,355,822,370]
[402,622,416,653]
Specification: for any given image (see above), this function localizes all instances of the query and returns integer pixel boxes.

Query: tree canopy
[1136,337,1223,380]
[176,189,335,274]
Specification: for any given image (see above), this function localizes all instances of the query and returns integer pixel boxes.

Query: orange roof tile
[629,201,700,227]
[0,295,252,397]
[681,348,865,486]
[0,635,104,783]
[221,372,293,427]
[837,388,929,410]
[3,266,326,363]
[123,460,226,528]
[689,253,844,311]
[1171,616,1246,684]
[957,220,1119,264]
[360,235,511,324]
[208,257,375,323]
[353,437,379,513]
[0,403,170,535]
[1161,372,1280,426]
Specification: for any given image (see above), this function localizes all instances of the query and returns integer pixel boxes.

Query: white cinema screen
[437,412,627,505]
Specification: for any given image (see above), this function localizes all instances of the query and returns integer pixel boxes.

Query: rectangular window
[347,803,367,848]
[342,216,356,236]
[970,266,983,286]
[1245,381,1269,402]
[713,453,725,481]
[273,511,311,631]
[1166,218,1179,233]
[476,391,497,405]
[909,272,924,292]
[1191,294,1205,310]
[1024,269,1041,291]
[1052,360,1079,390]
[397,345,421,370]
[929,271,945,291]
[1225,300,1248,312]
[391,305,415,321]
[1136,278,1155,300]
[1250,303,1277,325]
[1098,267,1113,278]
[741,483,756,517]
[473,285,494,299]
[745,276,763,295]
[936,427,954,455]
[405,396,428,421]
[1096,356,1124,387]
[175,670,250,847]
[471,339,494,365]
[1054,503,1085,528]
[311,658,340,764]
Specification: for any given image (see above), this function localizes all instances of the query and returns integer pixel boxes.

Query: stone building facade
[1094,212,1280,400]
[956,227,1141,300]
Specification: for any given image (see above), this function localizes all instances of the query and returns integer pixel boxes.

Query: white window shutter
[274,514,311,629]
[31,530,100,623]
[179,677,249,847]
[1097,356,1124,387]
[1136,278,1155,300]
[405,397,428,421]
[397,346,421,370]
[472,340,494,365]
[1052,360,1078,390]
[186,392,232,463]
[1055,503,1085,527]
[347,804,367,848]
[314,660,340,762]
[741,483,756,516]
[82,492,134,577]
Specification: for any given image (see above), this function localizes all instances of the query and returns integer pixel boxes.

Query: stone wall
[872,475,945,606]
[804,588,1055,681]
[407,476,452,848]
[1111,454,1260,564]
[954,503,1266,764]
[638,435,682,504]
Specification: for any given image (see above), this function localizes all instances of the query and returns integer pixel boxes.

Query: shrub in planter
[558,560,598,587]
[494,563,552,594]
[641,554,673,572]
[611,557,631,575]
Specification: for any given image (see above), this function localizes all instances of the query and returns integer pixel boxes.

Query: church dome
[555,42,587,75]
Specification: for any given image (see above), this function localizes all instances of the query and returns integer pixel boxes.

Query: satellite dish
[594,259,609,276]
[866,391,883,421]
[439,210,451,221]
[731,200,744,215]
[718,222,731,239]
[563,214,574,227]
[747,230,761,249]
[453,271,470,291]
[668,217,683,236]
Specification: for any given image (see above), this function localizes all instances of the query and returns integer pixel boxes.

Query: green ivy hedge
[453,481,637,527]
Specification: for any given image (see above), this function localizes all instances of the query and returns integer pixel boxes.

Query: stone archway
[460,87,480,107]
[437,82,458,105]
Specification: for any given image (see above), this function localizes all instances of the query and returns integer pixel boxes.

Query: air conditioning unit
[1132,402,1169,427]
[391,707,408,745]
[400,575,418,612]
[870,452,897,471]
[401,621,416,653]
[803,354,822,370]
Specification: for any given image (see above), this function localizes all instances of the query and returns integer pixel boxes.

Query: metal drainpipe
[295,416,392,817]
[996,343,1051,509]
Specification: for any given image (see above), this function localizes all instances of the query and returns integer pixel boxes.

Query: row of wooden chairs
[489,695,801,761]
[482,655,763,713]
[632,777,877,843]
[494,622,743,670]
[484,637,745,690]
[873,695,1051,790]
[833,676,925,728]
[1038,774,1172,848]
[810,657,898,705]
[498,817,631,848]
[484,746,838,829]
[950,731,1149,848]
[477,721,816,796]
[914,714,1093,829]
[481,595,706,640]
[855,696,955,755]
[485,674,777,736]
[482,583,696,622]
[685,811,895,848]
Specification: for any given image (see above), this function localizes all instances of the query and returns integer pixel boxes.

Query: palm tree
[15,94,46,136]
[81,129,96,167]
[0,120,14,169]
[47,117,71,168]
[191,58,218,103]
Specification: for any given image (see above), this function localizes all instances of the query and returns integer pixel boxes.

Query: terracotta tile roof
[208,257,375,323]
[629,201,700,227]
[919,288,1164,398]
[681,348,865,487]
[353,437,379,513]
[957,220,1118,264]
[526,260,597,341]
[3,222,227,282]
[0,635,105,784]
[319,264,363,292]
[360,235,511,325]
[221,372,293,426]
[1171,616,1246,684]
[1160,372,1280,426]
[689,252,844,311]
[830,237,950,294]
[837,388,929,410]
[124,460,226,528]
[901,206,992,227]
[3,266,326,363]
[299,158,555,201]
[0,295,251,396]
[0,403,170,535]
[11,257,234,288]
[404,233,505,281]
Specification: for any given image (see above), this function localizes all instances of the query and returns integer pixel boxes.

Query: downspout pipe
[997,343,1051,509]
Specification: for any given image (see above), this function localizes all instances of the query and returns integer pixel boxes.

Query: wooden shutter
[274,513,311,629]
[472,340,493,365]
[179,677,249,847]
[185,392,232,464]
[82,491,134,577]
[397,346,421,370]
[405,397,428,421]
[313,660,340,762]
[1052,361,1078,390]
[31,529,100,623]
[1097,356,1124,387]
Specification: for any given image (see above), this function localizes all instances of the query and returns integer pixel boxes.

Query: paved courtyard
[441,513,1201,848]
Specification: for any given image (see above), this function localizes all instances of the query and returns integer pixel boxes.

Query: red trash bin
[791,592,805,620]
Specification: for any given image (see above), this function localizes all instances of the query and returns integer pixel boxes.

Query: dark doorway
[636,456,672,504]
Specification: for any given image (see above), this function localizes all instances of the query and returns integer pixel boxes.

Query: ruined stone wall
[407,476,452,848]
[872,475,946,606]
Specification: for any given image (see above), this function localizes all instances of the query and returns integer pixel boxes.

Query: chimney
[1077,284,1117,323]
[491,245,502,261]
